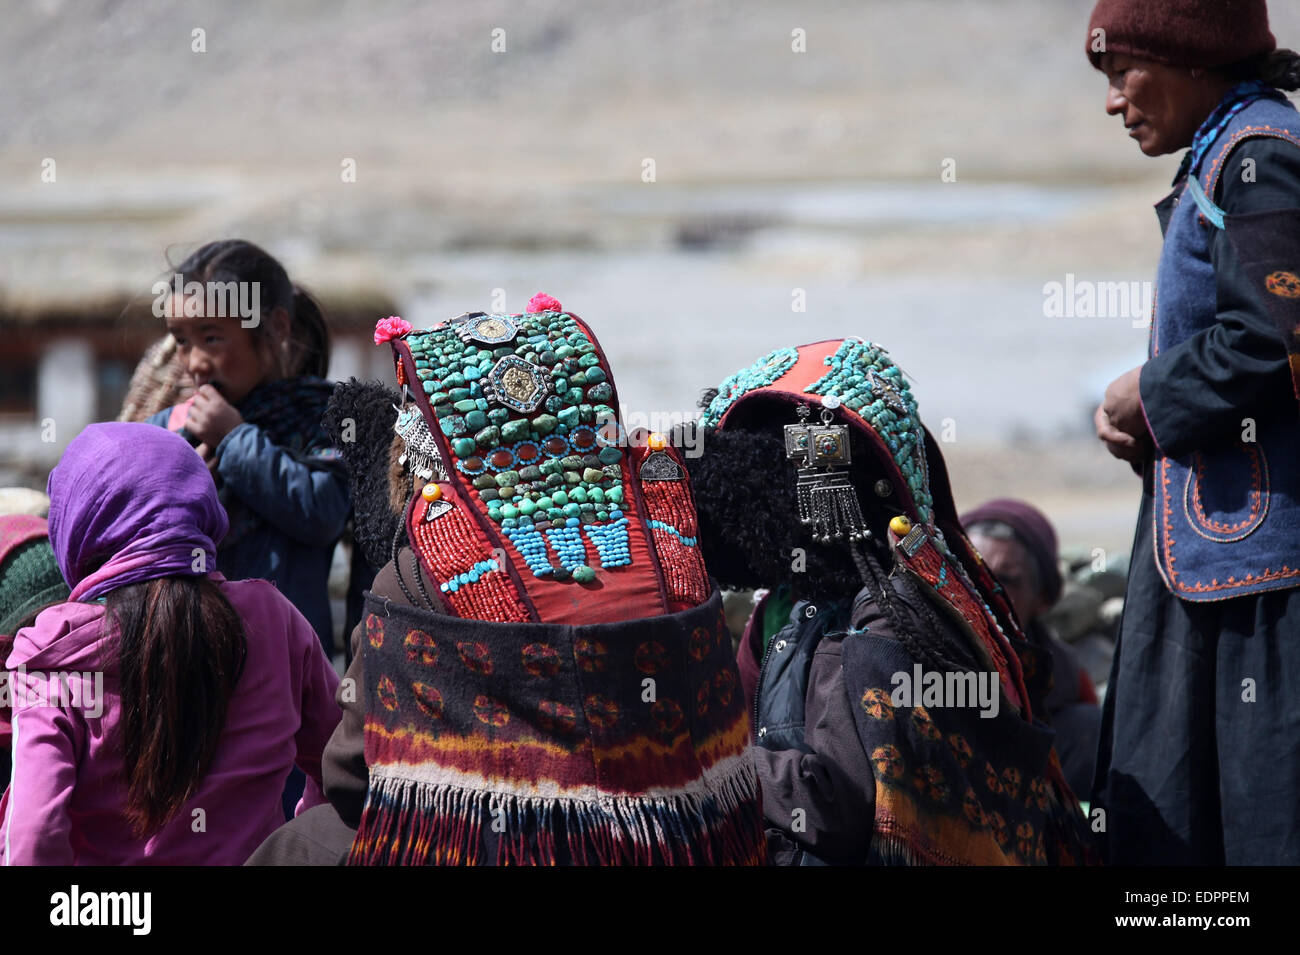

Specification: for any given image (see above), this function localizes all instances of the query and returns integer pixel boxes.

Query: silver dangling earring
[785,400,871,544]
[392,403,448,483]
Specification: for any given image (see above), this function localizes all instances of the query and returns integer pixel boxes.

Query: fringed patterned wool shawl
[349,588,766,865]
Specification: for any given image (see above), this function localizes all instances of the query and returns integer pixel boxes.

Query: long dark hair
[1225,48,1300,91]
[104,576,248,836]
[168,239,331,380]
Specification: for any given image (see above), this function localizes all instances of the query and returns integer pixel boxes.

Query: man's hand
[186,385,244,449]
[1101,366,1148,441]
[1095,403,1149,466]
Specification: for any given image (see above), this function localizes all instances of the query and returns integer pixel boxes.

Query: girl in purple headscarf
[0,423,342,865]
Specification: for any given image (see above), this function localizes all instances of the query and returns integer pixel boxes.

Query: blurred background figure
[0,511,72,785]
[117,335,189,425]
[963,499,1101,797]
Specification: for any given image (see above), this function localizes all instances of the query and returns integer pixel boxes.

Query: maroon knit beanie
[1086,0,1276,70]
[960,499,1062,606]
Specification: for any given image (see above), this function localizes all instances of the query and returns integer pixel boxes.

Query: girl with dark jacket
[147,239,349,655]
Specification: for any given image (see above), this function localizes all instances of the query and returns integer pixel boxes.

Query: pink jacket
[0,575,342,865]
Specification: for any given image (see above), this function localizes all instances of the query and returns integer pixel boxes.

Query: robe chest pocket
[1181,441,1270,543]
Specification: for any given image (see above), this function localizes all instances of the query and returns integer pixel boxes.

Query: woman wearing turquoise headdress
[690,339,1097,865]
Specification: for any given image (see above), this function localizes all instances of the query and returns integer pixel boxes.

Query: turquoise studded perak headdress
[702,338,1037,717]
[378,297,713,626]
[701,338,936,528]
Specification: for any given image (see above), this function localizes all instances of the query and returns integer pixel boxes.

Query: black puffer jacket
[742,574,1062,866]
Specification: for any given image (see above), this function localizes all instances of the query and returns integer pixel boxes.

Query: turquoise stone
[559,455,584,470]
[568,371,587,387]
[465,410,487,430]
[597,446,622,465]
[565,388,584,405]
[496,470,520,487]
[474,425,500,447]
[573,566,596,584]
[539,459,562,476]
[577,353,600,368]
[429,391,449,404]
[589,487,606,505]
[578,404,594,423]
[582,467,606,483]
[553,377,568,393]
[501,419,530,443]
[443,372,466,388]
[587,383,613,402]
[473,475,497,490]
[532,414,558,436]
[551,490,569,507]
[452,437,476,456]
[453,399,477,413]
[564,472,580,485]
[545,473,564,486]
[584,367,607,384]
[439,415,466,437]
[518,465,542,481]
[517,499,537,516]
[555,345,575,359]
[449,388,470,401]
[607,485,624,504]
[488,408,510,425]
[558,407,580,429]
[569,487,587,504]
[422,381,436,394]
[545,396,565,413]
[501,505,519,520]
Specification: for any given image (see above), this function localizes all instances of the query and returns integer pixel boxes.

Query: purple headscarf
[47,422,227,602]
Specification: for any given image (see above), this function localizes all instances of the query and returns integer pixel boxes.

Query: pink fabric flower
[373,315,412,344]
[526,293,563,314]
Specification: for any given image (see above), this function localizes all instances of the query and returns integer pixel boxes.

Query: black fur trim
[323,379,403,572]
